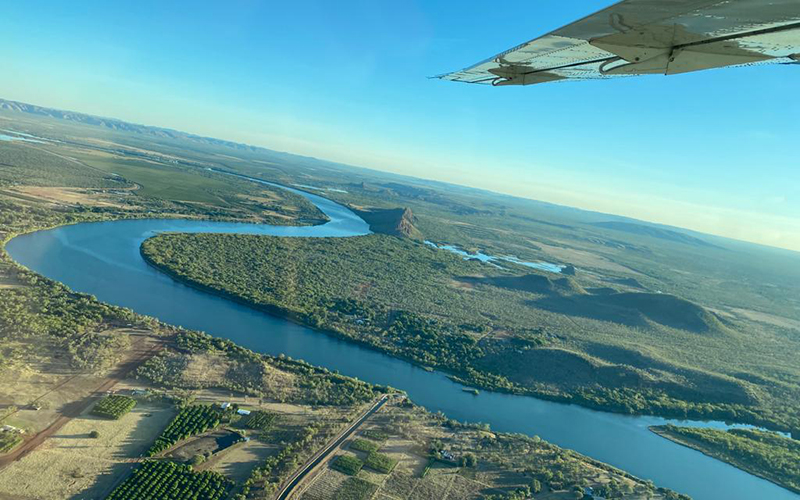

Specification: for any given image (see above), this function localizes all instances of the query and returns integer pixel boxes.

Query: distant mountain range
[0,97,746,252]
[0,98,277,153]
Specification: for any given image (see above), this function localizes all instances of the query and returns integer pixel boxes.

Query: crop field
[361,429,389,442]
[147,404,222,456]
[364,452,398,474]
[78,155,241,205]
[91,394,137,419]
[331,454,364,475]
[334,477,379,500]
[105,460,233,500]
[349,438,379,454]
[243,410,278,431]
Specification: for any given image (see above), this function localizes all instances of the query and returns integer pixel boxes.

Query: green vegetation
[0,141,125,188]
[147,405,223,456]
[136,330,383,406]
[0,199,145,375]
[349,438,379,454]
[334,477,378,500]
[243,411,277,432]
[105,460,233,500]
[91,395,137,420]
[0,111,695,500]
[653,425,800,494]
[0,431,23,453]
[140,232,800,433]
[360,429,388,442]
[330,454,364,475]
[363,451,398,474]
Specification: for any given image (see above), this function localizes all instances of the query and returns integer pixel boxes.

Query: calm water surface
[6,178,797,500]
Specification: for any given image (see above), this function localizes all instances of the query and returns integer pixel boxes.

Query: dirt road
[0,336,164,469]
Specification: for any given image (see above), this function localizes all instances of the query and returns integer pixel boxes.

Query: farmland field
[105,460,233,500]
[91,394,137,419]
[147,404,223,456]
[331,455,365,476]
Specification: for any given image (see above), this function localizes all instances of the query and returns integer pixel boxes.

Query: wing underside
[438,0,800,86]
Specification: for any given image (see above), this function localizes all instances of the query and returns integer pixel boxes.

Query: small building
[220,402,231,410]
[237,409,251,416]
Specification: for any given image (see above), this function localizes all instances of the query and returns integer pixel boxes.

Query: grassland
[0,401,176,500]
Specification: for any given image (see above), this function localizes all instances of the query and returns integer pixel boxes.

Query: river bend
[6,177,796,500]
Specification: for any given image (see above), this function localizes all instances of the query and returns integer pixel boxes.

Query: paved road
[275,395,390,500]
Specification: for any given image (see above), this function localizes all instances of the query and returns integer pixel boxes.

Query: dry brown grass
[206,438,278,483]
[0,402,175,500]
[8,186,127,208]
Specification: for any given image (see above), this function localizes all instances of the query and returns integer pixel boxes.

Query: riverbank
[0,195,686,500]
[138,232,794,437]
[8,200,800,500]
[651,425,800,495]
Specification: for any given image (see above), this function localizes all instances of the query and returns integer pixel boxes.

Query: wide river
[6,178,797,500]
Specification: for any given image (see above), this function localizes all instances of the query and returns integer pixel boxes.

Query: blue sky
[2,1,799,250]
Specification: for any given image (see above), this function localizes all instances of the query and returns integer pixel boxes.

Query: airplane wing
[437,0,800,86]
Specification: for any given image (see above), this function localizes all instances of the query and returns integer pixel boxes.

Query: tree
[88,430,100,438]
[459,452,478,467]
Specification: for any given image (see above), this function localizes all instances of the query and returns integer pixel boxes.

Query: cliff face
[352,207,423,240]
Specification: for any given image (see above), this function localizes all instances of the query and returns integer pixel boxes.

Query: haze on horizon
[2,1,798,252]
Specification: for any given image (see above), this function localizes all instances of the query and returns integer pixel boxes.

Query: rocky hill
[352,207,422,240]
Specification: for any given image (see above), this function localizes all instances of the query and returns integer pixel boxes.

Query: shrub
[147,405,222,456]
[364,452,398,474]
[91,395,136,420]
[243,411,277,431]
[361,429,389,442]
[349,438,379,454]
[330,455,363,475]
